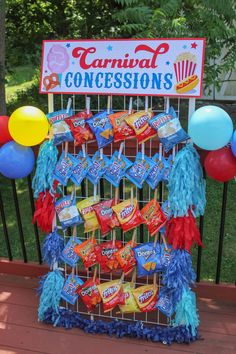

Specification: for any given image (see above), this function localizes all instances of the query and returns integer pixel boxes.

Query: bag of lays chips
[109,111,135,142]
[126,153,155,189]
[112,198,144,233]
[119,282,140,314]
[133,242,163,277]
[77,277,101,312]
[132,284,158,312]
[53,152,75,186]
[87,151,110,185]
[125,110,156,143]
[74,237,98,269]
[87,110,114,149]
[66,110,94,146]
[95,240,122,272]
[115,240,137,275]
[61,273,84,305]
[77,196,100,233]
[97,279,125,313]
[93,199,119,237]
[54,195,83,230]
[104,151,132,188]
[141,199,167,236]
[70,151,92,186]
[146,153,165,190]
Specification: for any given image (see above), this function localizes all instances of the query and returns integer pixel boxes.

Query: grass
[6,65,36,103]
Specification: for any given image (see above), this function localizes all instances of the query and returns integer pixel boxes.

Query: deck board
[0,274,235,354]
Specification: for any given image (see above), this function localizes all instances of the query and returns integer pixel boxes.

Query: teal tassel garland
[32,140,58,198]
[168,144,206,217]
[38,269,64,322]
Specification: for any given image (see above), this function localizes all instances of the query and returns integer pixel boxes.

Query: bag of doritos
[112,198,144,233]
[74,236,98,269]
[104,151,132,188]
[77,196,100,233]
[125,110,156,143]
[87,110,114,149]
[126,153,155,189]
[54,195,83,230]
[61,274,84,305]
[66,110,94,146]
[70,151,92,186]
[146,153,165,190]
[77,276,101,312]
[93,199,119,237]
[109,111,135,142]
[97,279,125,313]
[132,284,158,312]
[141,199,167,236]
[87,151,110,185]
[133,241,163,277]
[95,240,122,273]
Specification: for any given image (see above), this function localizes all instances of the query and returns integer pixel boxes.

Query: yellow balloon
[9,106,49,146]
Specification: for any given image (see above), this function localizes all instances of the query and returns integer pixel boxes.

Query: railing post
[0,189,13,260]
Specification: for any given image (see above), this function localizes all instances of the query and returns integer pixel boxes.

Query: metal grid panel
[50,94,194,326]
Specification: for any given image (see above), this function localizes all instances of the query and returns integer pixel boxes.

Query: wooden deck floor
[0,274,235,354]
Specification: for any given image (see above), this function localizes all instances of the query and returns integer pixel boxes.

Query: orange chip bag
[132,284,158,312]
[141,199,167,236]
[66,110,94,146]
[119,282,140,313]
[109,111,136,143]
[77,196,100,233]
[95,240,122,273]
[125,110,156,143]
[112,198,144,233]
[77,277,101,312]
[97,280,125,313]
[115,240,137,275]
[74,237,98,269]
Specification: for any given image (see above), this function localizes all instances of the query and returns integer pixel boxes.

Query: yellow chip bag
[125,109,156,143]
[112,198,143,233]
[77,196,100,232]
[119,282,140,314]
[132,284,158,312]
[97,279,125,313]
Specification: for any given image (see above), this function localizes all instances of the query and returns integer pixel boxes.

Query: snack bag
[77,196,100,233]
[159,200,172,234]
[125,110,156,143]
[87,110,114,149]
[126,153,155,189]
[132,284,158,312]
[70,151,92,186]
[104,151,132,187]
[53,152,75,186]
[61,274,84,305]
[146,153,165,190]
[95,240,122,272]
[133,242,163,277]
[87,151,110,185]
[50,120,74,146]
[149,107,189,152]
[47,108,73,125]
[115,240,137,275]
[66,110,94,146]
[112,198,144,233]
[141,199,167,236]
[77,277,101,312]
[97,279,125,312]
[109,111,135,142]
[119,282,140,313]
[74,237,98,269]
[162,155,173,183]
[156,287,174,317]
[93,199,119,237]
[55,196,83,230]
[60,236,82,268]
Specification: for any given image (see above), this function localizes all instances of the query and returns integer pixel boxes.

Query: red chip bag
[74,237,98,269]
[109,111,136,143]
[93,199,120,237]
[95,240,122,273]
[112,198,144,233]
[97,279,125,312]
[141,199,167,236]
[66,110,94,146]
[77,277,101,312]
[115,240,137,275]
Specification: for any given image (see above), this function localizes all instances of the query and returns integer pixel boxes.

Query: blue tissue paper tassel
[38,269,64,322]
[168,144,206,217]
[32,140,58,198]
[42,227,64,268]
[172,288,200,337]
[43,307,199,344]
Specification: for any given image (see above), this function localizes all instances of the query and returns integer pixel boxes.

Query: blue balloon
[0,141,35,179]
[188,105,233,150]
[231,131,236,157]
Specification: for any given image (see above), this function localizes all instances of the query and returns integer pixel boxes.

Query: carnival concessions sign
[40,38,205,97]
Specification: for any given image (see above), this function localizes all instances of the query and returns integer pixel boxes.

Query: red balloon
[0,116,12,144]
[204,147,236,182]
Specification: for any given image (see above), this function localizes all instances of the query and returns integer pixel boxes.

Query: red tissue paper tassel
[165,211,203,252]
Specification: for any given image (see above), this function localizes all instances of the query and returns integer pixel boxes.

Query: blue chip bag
[87,110,114,149]
[133,242,163,277]
[126,152,155,189]
[47,109,74,146]
[149,107,189,152]
[47,109,73,125]
[156,287,174,317]
[61,273,84,305]
[70,151,92,186]
[159,200,172,234]
[162,155,173,183]
[60,236,82,267]
[87,151,110,185]
[146,153,165,190]
[53,152,75,186]
[54,195,83,229]
[104,151,132,188]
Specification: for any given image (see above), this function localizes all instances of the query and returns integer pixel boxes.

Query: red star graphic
[191,42,197,49]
